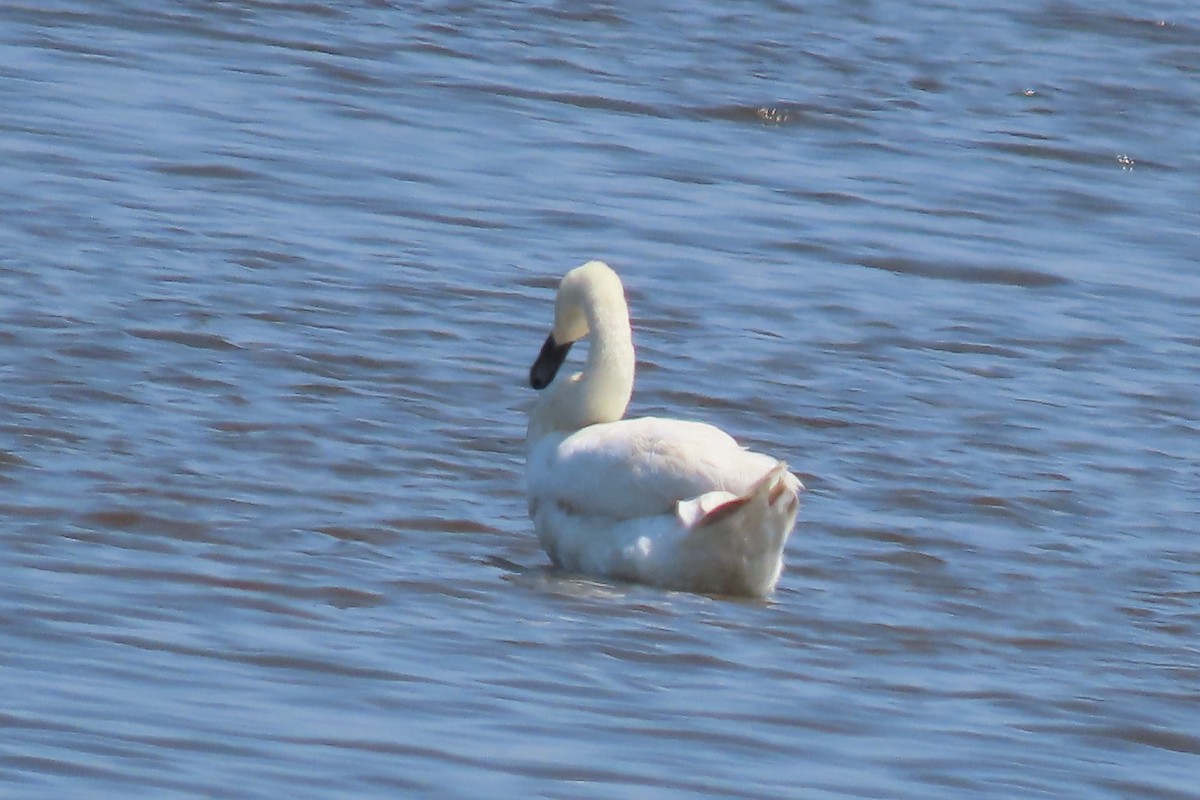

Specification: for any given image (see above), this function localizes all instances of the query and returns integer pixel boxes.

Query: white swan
[525,261,803,597]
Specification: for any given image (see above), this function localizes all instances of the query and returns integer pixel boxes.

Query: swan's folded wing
[527,417,780,521]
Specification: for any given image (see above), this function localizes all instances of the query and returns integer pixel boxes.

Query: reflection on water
[2,1,1199,798]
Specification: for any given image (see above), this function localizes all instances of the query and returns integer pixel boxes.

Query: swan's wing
[528,417,781,521]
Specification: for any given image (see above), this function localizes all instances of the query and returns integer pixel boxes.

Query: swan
[525,260,803,597]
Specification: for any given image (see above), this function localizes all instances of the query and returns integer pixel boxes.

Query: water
[2,1,1198,797]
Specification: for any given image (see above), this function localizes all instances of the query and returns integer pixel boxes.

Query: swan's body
[525,261,802,597]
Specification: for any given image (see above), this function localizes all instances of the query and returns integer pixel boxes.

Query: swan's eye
[530,334,572,390]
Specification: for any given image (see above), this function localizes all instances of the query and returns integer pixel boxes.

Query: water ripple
[2,1,1198,799]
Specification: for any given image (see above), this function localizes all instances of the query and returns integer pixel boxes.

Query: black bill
[529,334,572,390]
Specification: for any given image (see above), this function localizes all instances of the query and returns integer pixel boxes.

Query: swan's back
[528,417,787,521]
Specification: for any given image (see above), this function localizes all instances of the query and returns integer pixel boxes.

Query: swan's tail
[682,462,802,597]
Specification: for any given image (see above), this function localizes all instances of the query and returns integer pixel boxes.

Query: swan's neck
[581,297,635,419]
[528,297,634,445]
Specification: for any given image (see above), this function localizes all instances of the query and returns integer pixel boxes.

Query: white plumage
[525,261,803,597]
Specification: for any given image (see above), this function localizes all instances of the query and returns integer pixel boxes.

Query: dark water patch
[315,525,402,546]
[50,383,142,407]
[824,524,928,549]
[533,207,615,229]
[2,755,128,783]
[56,341,137,363]
[128,328,241,351]
[982,138,1106,167]
[1028,4,1200,45]
[872,549,948,571]
[777,188,867,207]
[42,562,387,613]
[209,419,275,435]
[0,449,32,470]
[1,423,86,446]
[327,458,394,480]
[286,349,411,381]
[153,162,263,181]
[697,103,872,132]
[922,340,1026,358]
[530,4,627,25]
[306,58,389,88]
[77,508,209,540]
[983,136,1174,174]
[237,1,346,19]
[968,495,1020,517]
[443,81,671,119]
[230,248,308,270]
[1100,779,1199,800]
[385,516,497,535]
[291,381,358,398]
[389,206,514,231]
[656,388,755,414]
[101,632,411,681]
[858,256,1070,288]
[7,312,84,330]
[119,732,262,760]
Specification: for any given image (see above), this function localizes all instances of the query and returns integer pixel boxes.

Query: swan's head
[530,260,626,390]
